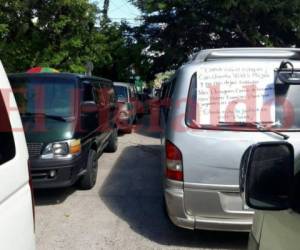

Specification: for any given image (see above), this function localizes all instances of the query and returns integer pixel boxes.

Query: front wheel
[77,150,98,190]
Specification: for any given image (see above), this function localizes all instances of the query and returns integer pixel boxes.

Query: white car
[0,62,35,249]
[240,140,300,250]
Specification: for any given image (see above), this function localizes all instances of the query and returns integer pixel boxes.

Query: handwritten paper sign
[196,62,275,125]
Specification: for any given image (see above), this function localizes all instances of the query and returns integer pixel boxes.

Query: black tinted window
[82,82,95,102]
[0,91,15,164]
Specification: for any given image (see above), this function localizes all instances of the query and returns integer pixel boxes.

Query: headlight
[41,139,81,159]
[53,143,69,155]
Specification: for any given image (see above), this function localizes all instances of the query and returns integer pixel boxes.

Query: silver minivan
[162,47,300,231]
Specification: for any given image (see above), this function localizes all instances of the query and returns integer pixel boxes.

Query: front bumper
[164,179,253,231]
[30,154,87,189]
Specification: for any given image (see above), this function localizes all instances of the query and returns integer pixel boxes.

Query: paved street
[34,116,248,250]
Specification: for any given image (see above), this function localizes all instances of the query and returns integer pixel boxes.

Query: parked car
[114,82,137,133]
[141,89,152,115]
[136,93,148,116]
[0,62,35,249]
[162,47,300,231]
[240,141,300,250]
[240,68,300,250]
[9,72,118,189]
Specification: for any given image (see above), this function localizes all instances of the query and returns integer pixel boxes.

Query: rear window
[185,61,300,131]
[0,90,15,164]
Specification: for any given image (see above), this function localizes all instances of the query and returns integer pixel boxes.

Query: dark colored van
[9,73,118,190]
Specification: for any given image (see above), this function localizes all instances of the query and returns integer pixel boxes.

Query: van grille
[27,143,43,158]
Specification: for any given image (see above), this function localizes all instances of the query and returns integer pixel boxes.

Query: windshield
[10,76,76,117]
[114,85,128,101]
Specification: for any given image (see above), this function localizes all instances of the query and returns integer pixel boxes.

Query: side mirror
[81,101,98,113]
[241,142,294,210]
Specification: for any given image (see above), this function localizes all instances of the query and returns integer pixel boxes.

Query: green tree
[0,0,144,82]
[132,0,300,77]
[0,0,101,72]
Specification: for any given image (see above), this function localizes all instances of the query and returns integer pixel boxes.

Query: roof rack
[192,48,300,62]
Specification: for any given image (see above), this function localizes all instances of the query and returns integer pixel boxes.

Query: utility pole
[103,0,110,20]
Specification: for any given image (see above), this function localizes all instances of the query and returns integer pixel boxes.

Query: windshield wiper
[218,121,289,140]
[21,112,68,122]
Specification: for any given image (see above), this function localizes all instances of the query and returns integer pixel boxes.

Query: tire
[77,150,98,190]
[106,128,118,152]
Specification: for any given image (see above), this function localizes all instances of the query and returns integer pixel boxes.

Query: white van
[0,62,35,249]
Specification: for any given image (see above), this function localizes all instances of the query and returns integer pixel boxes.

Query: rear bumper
[30,153,88,189]
[164,179,253,231]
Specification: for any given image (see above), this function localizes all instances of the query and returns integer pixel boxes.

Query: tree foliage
[1,0,300,82]
[0,0,140,82]
[132,0,300,76]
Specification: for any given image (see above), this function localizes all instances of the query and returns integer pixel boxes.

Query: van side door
[80,79,99,133]
[101,82,117,133]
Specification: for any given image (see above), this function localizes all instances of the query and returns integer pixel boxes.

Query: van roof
[9,72,112,84]
[113,82,132,87]
[189,47,300,64]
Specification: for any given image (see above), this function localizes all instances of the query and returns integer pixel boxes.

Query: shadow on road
[34,187,76,206]
[99,144,248,249]
[133,114,161,139]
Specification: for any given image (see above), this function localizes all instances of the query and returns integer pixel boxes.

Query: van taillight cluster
[165,140,183,181]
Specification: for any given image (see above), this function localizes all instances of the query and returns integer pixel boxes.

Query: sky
[98,0,142,26]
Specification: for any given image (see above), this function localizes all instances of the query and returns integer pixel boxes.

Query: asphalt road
[34,115,249,250]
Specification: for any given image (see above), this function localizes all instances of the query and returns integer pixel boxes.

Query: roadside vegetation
[1,0,300,82]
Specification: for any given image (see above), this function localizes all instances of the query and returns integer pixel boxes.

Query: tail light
[28,160,35,231]
[165,140,183,181]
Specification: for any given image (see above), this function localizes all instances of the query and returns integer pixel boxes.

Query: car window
[114,85,128,102]
[91,81,102,104]
[11,76,75,117]
[0,91,16,165]
[186,65,300,130]
[103,84,116,104]
[82,80,96,103]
